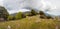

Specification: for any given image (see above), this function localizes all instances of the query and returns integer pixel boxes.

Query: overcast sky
[0,0,3,6]
[0,0,60,16]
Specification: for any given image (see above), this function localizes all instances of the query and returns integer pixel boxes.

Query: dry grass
[0,15,58,29]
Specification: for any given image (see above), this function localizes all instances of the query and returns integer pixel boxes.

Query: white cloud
[8,9,30,14]
[3,0,60,16]
[0,0,3,6]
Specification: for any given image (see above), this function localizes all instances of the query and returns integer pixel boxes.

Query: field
[0,15,59,29]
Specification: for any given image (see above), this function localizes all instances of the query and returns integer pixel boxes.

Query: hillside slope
[0,15,58,29]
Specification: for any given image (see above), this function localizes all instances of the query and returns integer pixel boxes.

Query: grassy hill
[0,15,58,29]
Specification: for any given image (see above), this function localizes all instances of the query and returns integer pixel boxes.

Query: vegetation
[21,13,26,18]
[39,11,53,19]
[31,9,37,16]
[0,15,57,29]
[15,12,26,19]
[39,11,46,19]
[46,15,53,19]
[7,15,15,21]
[39,11,45,15]
[0,6,9,20]
[0,6,58,29]
[15,12,23,19]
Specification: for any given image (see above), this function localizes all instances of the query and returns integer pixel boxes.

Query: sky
[0,0,3,6]
[0,0,60,16]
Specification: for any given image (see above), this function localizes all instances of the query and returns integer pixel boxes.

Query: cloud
[3,0,60,16]
[8,9,30,14]
[0,0,3,6]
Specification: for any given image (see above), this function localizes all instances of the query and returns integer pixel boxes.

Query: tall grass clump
[30,19,57,29]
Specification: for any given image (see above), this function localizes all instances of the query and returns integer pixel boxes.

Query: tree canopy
[15,12,23,19]
[31,9,37,16]
[0,6,9,20]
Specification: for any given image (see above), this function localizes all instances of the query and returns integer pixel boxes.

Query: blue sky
[0,0,60,16]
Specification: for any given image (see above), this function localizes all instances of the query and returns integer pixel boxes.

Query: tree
[15,12,23,19]
[0,6,9,20]
[39,11,45,15]
[39,11,46,19]
[39,11,53,19]
[31,9,37,16]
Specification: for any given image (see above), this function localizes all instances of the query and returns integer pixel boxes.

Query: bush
[15,12,26,19]
[27,13,33,16]
[40,15,46,19]
[39,11,46,19]
[31,9,37,16]
[39,11,45,15]
[21,14,26,18]
[7,15,15,21]
[46,15,52,19]
[15,12,23,19]
[39,11,53,19]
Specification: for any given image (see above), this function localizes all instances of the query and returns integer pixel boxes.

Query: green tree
[15,12,23,19]
[39,11,53,19]
[39,11,45,15]
[31,9,37,16]
[0,6,9,20]
[39,11,46,19]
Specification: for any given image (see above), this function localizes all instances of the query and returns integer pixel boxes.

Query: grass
[0,15,58,29]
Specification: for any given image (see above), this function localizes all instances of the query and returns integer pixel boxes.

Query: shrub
[39,11,53,19]
[39,11,45,15]
[46,15,52,19]
[31,9,37,16]
[15,12,23,19]
[21,14,26,18]
[7,15,15,21]
[40,15,46,19]
[39,11,46,19]
[27,13,33,16]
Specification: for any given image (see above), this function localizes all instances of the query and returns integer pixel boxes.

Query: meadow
[0,15,58,29]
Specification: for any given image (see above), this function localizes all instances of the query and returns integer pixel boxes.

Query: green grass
[0,15,58,29]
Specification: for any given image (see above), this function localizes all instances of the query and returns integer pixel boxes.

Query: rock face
[0,6,9,21]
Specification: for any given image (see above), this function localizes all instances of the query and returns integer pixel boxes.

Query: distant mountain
[44,12,56,18]
[10,10,31,16]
